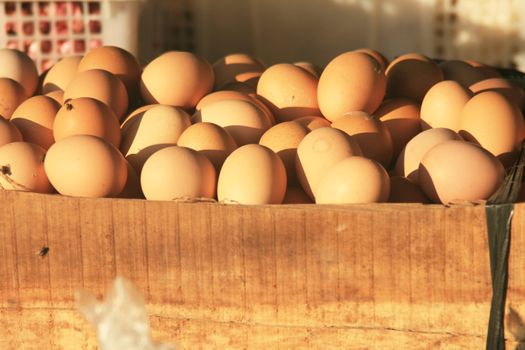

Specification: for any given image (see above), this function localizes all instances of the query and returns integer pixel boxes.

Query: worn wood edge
[0,189,497,212]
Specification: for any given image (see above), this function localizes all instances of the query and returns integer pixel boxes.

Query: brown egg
[438,60,486,88]
[316,157,390,204]
[0,78,28,119]
[78,46,142,100]
[218,144,286,204]
[10,95,60,150]
[375,98,421,158]
[116,161,144,199]
[236,72,262,89]
[177,122,237,171]
[121,105,191,172]
[388,176,429,203]
[469,78,525,109]
[193,99,272,146]
[354,48,389,71]
[63,69,128,120]
[418,140,505,204]
[331,112,393,168]
[259,121,310,186]
[42,56,82,93]
[283,186,314,204]
[213,53,265,89]
[0,48,39,96]
[420,80,471,131]
[45,135,127,198]
[0,118,22,146]
[296,127,362,199]
[386,53,443,102]
[294,62,322,78]
[54,97,121,147]
[318,51,386,121]
[395,128,462,181]
[45,90,64,104]
[141,146,216,201]
[295,116,331,130]
[141,51,214,109]
[459,91,525,164]
[257,63,320,122]
[217,81,256,94]
[0,141,52,193]
[466,60,502,79]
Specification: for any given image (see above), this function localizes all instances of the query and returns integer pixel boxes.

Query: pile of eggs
[0,46,524,205]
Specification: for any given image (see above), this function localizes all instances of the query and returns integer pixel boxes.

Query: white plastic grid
[0,0,142,72]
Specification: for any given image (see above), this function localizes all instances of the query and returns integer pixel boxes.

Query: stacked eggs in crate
[0,45,524,205]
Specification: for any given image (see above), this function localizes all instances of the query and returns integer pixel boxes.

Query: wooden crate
[0,190,524,349]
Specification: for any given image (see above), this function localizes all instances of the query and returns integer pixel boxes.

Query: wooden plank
[2,191,525,348]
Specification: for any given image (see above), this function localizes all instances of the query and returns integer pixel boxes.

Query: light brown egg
[0,78,28,119]
[10,95,60,150]
[196,90,252,110]
[42,56,82,93]
[469,78,525,109]
[193,99,272,146]
[213,53,265,89]
[177,122,237,171]
[374,98,421,158]
[259,121,310,186]
[331,112,393,168]
[45,135,127,198]
[54,97,121,147]
[388,176,429,203]
[121,105,191,172]
[248,93,277,124]
[283,186,314,204]
[293,62,322,78]
[316,157,390,204]
[459,91,525,165]
[116,161,144,199]
[295,116,331,130]
[318,52,386,121]
[78,46,142,100]
[296,127,362,199]
[395,128,462,181]
[420,80,471,131]
[218,144,286,204]
[120,104,156,134]
[257,63,320,122]
[354,48,389,71]
[0,118,22,146]
[418,140,505,204]
[0,142,52,193]
[0,48,39,96]
[196,90,276,125]
[386,53,443,102]
[45,90,64,104]
[141,146,216,201]
[141,51,214,109]
[438,60,486,88]
[63,69,128,120]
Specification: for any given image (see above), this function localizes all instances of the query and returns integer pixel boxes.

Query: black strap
[485,141,525,349]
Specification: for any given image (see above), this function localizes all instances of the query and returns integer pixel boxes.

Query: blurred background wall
[139,0,525,69]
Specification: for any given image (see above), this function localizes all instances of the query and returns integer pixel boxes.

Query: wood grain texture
[1,191,525,349]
